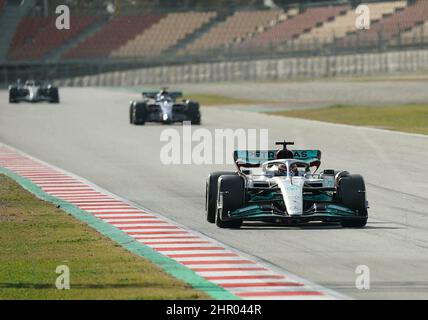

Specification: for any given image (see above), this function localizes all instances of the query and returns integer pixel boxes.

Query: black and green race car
[206,141,369,229]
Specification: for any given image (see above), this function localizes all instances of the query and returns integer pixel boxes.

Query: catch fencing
[53,48,428,86]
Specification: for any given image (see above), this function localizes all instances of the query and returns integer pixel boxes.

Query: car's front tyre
[206,171,235,223]
[131,103,146,125]
[338,174,368,228]
[215,175,244,229]
[9,88,18,103]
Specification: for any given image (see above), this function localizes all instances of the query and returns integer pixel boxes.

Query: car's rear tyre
[49,88,59,103]
[187,102,201,125]
[206,171,235,223]
[216,175,244,229]
[338,174,368,228]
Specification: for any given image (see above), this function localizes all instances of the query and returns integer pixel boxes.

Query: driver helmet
[289,163,299,176]
[277,163,300,176]
[277,163,287,175]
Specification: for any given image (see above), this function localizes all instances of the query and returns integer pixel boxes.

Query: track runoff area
[0,143,346,300]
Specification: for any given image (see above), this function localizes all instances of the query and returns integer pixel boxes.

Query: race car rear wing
[142,91,183,99]
[233,150,321,168]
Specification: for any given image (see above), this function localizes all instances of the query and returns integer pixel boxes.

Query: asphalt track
[1,87,428,299]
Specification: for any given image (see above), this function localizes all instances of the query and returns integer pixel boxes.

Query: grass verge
[0,174,208,299]
[183,93,262,106]
[124,87,268,105]
[270,104,428,135]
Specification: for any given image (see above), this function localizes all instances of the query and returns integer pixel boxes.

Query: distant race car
[129,89,201,125]
[206,141,369,229]
[9,80,59,103]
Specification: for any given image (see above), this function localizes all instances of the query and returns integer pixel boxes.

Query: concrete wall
[57,49,428,87]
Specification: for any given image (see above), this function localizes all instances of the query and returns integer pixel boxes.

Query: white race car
[9,80,59,103]
[206,141,369,229]
[129,89,200,125]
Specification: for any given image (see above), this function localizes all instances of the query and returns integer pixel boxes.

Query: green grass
[183,93,261,106]
[0,175,209,300]
[123,86,267,106]
[271,104,428,135]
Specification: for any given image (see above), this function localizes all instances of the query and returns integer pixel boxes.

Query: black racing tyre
[216,175,244,229]
[205,171,235,223]
[187,102,201,125]
[338,174,368,228]
[49,88,59,103]
[9,88,18,103]
[133,103,146,125]
[191,117,201,125]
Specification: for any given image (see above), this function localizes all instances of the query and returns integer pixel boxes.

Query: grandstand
[1,0,428,65]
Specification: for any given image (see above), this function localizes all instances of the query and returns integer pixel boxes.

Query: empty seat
[296,1,407,44]
[63,14,164,59]
[111,11,216,58]
[239,5,350,49]
[341,0,428,48]
[8,16,100,60]
[184,10,283,54]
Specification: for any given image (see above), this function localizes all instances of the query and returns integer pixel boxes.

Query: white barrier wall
[57,49,428,86]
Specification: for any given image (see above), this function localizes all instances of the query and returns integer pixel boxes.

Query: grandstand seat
[111,11,216,58]
[342,0,428,48]
[8,17,51,55]
[238,5,349,49]
[184,10,283,54]
[398,20,428,45]
[295,1,407,44]
[8,16,100,60]
[63,14,164,59]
